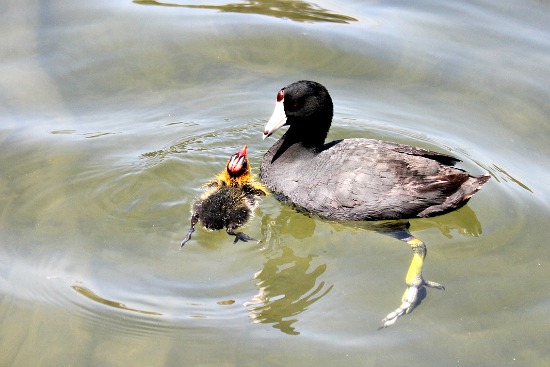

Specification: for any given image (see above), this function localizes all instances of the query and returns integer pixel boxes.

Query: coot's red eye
[276,89,284,102]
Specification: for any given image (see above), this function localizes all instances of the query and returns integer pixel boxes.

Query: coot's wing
[294,139,472,220]
[387,141,461,166]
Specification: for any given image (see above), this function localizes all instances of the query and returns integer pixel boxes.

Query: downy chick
[180,145,268,248]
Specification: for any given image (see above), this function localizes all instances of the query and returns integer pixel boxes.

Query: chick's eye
[293,101,299,107]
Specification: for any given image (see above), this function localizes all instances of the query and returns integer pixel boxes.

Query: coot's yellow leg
[380,235,445,328]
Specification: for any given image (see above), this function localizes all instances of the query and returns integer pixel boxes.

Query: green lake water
[1,1,549,366]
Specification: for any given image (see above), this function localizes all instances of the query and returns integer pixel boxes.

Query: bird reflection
[244,245,333,335]
[134,0,358,24]
[345,204,485,239]
[253,202,485,330]
[409,205,484,239]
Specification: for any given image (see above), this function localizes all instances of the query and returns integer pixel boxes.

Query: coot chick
[180,145,268,248]
[260,80,490,327]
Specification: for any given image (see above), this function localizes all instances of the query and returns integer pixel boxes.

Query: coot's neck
[285,112,333,150]
[265,119,329,165]
[265,131,315,166]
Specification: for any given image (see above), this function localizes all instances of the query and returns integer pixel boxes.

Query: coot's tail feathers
[417,173,471,193]
[418,174,490,218]
[464,174,491,199]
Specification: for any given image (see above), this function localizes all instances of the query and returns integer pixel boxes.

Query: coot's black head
[226,145,250,178]
[263,80,334,147]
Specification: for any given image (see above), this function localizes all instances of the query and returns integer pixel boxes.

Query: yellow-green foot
[379,234,444,328]
[380,279,444,328]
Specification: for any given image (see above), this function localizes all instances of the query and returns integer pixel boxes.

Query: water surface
[1,0,549,366]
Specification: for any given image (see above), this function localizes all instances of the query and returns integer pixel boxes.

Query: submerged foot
[380,279,444,329]
[180,228,195,249]
[226,227,258,243]
[232,232,258,243]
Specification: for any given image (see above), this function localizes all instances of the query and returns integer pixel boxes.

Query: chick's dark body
[194,184,257,231]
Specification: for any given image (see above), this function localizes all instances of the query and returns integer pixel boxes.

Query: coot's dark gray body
[260,81,489,221]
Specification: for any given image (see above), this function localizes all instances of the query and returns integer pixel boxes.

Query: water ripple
[71,284,162,316]
[134,0,358,24]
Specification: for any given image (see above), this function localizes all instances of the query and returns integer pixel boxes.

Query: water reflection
[410,205,484,239]
[332,205,485,242]
[259,205,317,244]
[257,202,487,329]
[245,246,333,335]
[134,0,358,23]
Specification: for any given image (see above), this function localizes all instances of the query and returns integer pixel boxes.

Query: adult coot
[180,145,268,248]
[260,80,490,327]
